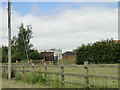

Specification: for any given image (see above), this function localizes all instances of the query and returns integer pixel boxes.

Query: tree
[2,46,8,63]
[0,47,2,62]
[2,23,42,62]
[76,39,120,64]
[13,23,33,61]
[28,49,42,60]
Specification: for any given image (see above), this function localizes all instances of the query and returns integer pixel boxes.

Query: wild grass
[14,64,118,88]
[2,61,118,88]
[13,71,62,88]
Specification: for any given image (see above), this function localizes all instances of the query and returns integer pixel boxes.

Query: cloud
[1,5,118,52]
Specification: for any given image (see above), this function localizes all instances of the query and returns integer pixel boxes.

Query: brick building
[114,40,120,43]
[41,52,54,61]
[62,51,76,60]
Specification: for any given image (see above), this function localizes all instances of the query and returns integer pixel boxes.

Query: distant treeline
[75,39,120,64]
[2,46,42,63]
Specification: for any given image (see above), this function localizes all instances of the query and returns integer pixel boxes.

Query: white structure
[49,49,62,60]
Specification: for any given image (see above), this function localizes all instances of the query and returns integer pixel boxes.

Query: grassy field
[59,59,76,65]
[14,65,118,88]
[2,59,119,88]
[40,65,118,88]
[2,78,53,88]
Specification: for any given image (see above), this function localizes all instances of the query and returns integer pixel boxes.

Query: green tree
[28,49,42,60]
[76,39,120,64]
[2,46,8,63]
[17,23,33,60]
[2,23,42,63]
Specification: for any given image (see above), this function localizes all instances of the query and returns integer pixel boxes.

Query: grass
[59,59,76,65]
[12,71,62,88]
[13,64,118,88]
[2,59,119,88]
[2,77,53,88]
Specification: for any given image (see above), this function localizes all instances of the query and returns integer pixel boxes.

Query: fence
[1,62,119,88]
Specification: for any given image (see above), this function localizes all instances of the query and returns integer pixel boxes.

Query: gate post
[44,66,47,78]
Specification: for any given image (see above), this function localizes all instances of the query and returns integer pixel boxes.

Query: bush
[76,39,120,64]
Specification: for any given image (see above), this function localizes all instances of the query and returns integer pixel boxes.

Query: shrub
[76,39,120,64]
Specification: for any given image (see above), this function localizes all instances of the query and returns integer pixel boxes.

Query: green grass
[3,62,118,88]
[12,71,62,88]
[59,59,76,65]
[15,64,118,88]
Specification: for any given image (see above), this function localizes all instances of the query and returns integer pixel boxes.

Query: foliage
[2,46,8,63]
[0,47,2,62]
[76,39,120,64]
[11,68,16,78]
[45,75,61,88]
[2,23,42,63]
[2,68,16,79]
[13,71,61,88]
[2,71,8,79]
[12,23,33,61]
[14,72,24,81]
[24,72,46,84]
[28,49,42,60]
[14,72,46,84]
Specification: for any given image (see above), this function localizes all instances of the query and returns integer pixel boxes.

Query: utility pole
[8,0,11,79]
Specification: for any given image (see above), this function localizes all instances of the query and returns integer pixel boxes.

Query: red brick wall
[62,55,76,60]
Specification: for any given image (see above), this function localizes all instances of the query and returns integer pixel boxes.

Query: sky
[1,2,118,52]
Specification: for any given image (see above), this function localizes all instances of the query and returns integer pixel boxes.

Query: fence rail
[1,63,118,68]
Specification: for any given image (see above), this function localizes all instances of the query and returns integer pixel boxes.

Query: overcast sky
[1,2,118,52]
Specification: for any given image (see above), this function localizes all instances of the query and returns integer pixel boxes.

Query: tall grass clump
[13,71,61,88]
[24,72,46,84]
[45,75,61,88]
[14,72,24,81]
[2,71,8,79]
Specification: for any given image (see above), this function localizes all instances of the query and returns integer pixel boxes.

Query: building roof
[114,40,120,43]
[62,51,75,56]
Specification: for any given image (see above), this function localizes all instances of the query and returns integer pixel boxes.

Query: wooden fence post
[84,61,89,88]
[44,66,47,78]
[39,65,41,76]
[2,63,5,73]
[32,65,34,72]
[23,65,24,74]
[39,65,41,72]
[60,66,65,87]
